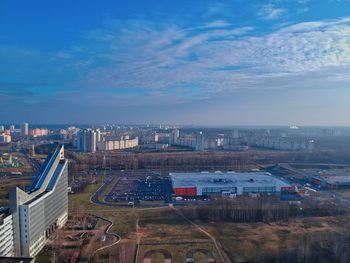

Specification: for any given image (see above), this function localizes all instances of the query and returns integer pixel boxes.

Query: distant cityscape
[2,123,350,262]
[2,122,349,153]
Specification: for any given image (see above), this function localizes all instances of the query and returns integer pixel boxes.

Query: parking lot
[105,173,172,206]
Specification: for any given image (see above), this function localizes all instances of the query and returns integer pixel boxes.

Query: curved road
[91,215,122,256]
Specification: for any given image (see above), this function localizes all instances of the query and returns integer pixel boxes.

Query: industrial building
[0,145,69,258]
[170,171,291,197]
[312,176,350,189]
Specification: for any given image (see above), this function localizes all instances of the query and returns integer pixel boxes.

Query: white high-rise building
[196,131,204,151]
[170,128,179,145]
[77,129,97,152]
[96,129,102,142]
[89,130,97,152]
[8,145,68,257]
[21,123,29,136]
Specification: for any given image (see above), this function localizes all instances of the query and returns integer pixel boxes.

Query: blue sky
[1,0,350,125]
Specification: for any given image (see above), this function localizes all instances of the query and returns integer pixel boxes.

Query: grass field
[203,216,342,262]
[332,189,350,198]
[137,243,221,263]
[68,180,350,263]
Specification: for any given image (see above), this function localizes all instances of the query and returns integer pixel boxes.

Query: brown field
[0,175,34,206]
[203,216,344,262]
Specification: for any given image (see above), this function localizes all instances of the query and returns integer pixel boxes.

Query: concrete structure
[195,131,204,151]
[171,171,291,197]
[255,136,315,152]
[8,145,68,257]
[178,134,196,148]
[20,123,29,137]
[77,129,97,152]
[97,137,138,151]
[96,129,101,142]
[169,128,179,145]
[0,210,15,257]
[30,128,48,137]
[0,134,11,143]
[312,175,350,189]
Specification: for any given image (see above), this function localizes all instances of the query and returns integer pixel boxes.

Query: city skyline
[1,0,350,125]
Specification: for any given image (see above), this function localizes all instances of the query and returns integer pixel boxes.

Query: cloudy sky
[1,0,350,125]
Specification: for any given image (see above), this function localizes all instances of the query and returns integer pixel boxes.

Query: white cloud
[9,16,347,109]
[258,4,286,20]
[72,16,350,100]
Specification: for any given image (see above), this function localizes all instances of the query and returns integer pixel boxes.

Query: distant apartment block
[77,129,97,152]
[20,123,29,137]
[169,128,180,145]
[30,128,48,137]
[97,136,138,151]
[0,134,12,143]
[255,136,315,151]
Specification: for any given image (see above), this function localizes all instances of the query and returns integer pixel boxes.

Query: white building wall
[0,214,15,257]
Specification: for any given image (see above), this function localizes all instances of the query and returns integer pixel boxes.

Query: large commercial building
[5,145,68,258]
[171,171,291,197]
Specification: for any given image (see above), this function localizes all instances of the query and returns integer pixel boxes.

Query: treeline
[255,229,350,263]
[179,197,348,223]
[68,151,292,172]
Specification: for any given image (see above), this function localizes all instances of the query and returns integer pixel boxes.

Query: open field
[203,216,345,263]
[137,243,221,263]
[67,179,350,263]
[332,189,350,198]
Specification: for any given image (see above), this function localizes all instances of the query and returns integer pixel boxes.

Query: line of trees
[179,196,348,223]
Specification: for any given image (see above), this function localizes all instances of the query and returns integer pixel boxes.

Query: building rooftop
[29,146,64,193]
[170,171,290,189]
[322,176,350,185]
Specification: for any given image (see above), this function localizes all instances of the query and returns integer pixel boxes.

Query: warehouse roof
[170,171,290,189]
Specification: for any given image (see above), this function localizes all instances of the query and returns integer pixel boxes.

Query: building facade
[77,129,97,152]
[97,137,138,151]
[8,145,68,257]
[0,134,11,143]
[171,171,291,197]
[0,211,15,257]
[20,123,29,137]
